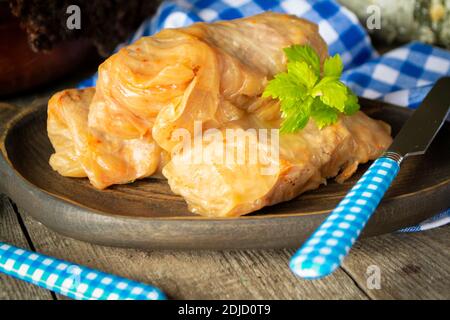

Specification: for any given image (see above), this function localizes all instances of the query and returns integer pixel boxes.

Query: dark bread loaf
[8,0,161,57]
[1,1,160,96]
[0,4,94,96]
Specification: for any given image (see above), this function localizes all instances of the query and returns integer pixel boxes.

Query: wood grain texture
[342,226,450,300]
[15,206,450,300]
[1,99,449,249]
[0,195,53,300]
[19,210,368,300]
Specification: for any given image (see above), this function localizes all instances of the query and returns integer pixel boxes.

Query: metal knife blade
[389,77,450,158]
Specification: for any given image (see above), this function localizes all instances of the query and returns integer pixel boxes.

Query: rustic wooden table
[1,194,449,300]
[1,67,449,300]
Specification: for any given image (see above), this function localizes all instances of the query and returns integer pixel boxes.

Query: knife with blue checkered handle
[290,77,450,279]
[0,242,166,300]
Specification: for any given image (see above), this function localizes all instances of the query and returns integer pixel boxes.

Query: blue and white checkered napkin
[80,0,450,231]
[0,242,166,300]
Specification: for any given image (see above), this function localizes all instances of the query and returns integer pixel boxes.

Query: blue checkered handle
[0,242,166,300]
[290,154,401,279]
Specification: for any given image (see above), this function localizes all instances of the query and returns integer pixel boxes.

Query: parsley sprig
[263,45,359,133]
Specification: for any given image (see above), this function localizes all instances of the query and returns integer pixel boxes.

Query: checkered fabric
[0,242,166,300]
[78,0,450,231]
[342,42,450,108]
[290,157,401,279]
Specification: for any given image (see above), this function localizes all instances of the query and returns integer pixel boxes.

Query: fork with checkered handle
[0,242,166,300]
[289,77,450,279]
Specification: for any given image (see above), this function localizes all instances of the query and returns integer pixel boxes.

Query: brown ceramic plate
[0,98,449,249]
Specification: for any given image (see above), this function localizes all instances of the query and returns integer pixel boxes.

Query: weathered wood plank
[5,202,450,300]
[0,196,53,300]
[19,211,367,300]
[342,226,450,299]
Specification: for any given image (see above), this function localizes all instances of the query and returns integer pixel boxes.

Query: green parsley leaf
[323,54,343,78]
[312,77,348,112]
[284,45,320,75]
[279,97,301,115]
[344,90,360,115]
[288,61,318,89]
[311,98,339,129]
[280,97,313,133]
[263,44,360,133]
[262,73,306,101]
